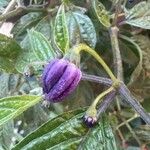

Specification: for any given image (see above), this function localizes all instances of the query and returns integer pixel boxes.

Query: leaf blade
[0,34,22,73]
[66,11,97,48]
[120,35,143,85]
[124,1,150,29]
[78,116,117,150]
[92,0,111,28]
[12,109,117,150]
[54,4,69,53]
[0,95,41,127]
[28,29,55,61]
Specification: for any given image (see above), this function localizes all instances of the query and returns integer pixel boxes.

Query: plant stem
[118,114,141,145]
[117,129,126,146]
[0,6,46,22]
[92,86,115,108]
[119,83,150,125]
[82,73,112,86]
[73,44,118,82]
[109,26,123,111]
[82,73,150,125]
[109,26,123,81]
[97,91,116,117]
[3,0,17,14]
[85,86,115,118]
[109,25,141,144]
[116,114,138,129]
[0,0,17,28]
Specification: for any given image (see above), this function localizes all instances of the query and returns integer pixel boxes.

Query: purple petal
[42,59,58,93]
[55,68,82,101]
[45,63,81,102]
[44,59,68,93]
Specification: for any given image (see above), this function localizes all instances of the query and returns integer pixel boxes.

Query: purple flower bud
[83,115,97,128]
[42,59,82,103]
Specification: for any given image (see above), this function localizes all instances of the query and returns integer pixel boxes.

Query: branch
[119,83,150,125]
[109,26,123,111]
[0,6,47,22]
[81,73,112,86]
[97,91,116,117]
[109,26,123,81]
[82,73,150,125]
[3,0,17,14]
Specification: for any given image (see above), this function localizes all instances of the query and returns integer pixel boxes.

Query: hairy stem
[85,86,115,118]
[119,83,150,125]
[109,26,123,81]
[97,91,116,117]
[0,6,46,22]
[82,74,150,125]
[92,86,115,108]
[82,73,112,86]
[109,26,123,111]
[3,0,17,14]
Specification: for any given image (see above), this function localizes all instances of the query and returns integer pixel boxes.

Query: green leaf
[54,4,69,53]
[78,116,118,150]
[92,0,111,28]
[66,12,81,46]
[0,120,14,150]
[0,73,10,98]
[124,1,150,29]
[28,29,55,61]
[12,109,117,150]
[0,0,9,6]
[0,34,22,73]
[15,37,34,73]
[135,125,150,143]
[15,27,55,73]
[120,35,143,85]
[12,12,43,39]
[0,0,10,11]
[66,11,97,48]
[35,16,52,40]
[0,95,41,127]
[125,17,150,30]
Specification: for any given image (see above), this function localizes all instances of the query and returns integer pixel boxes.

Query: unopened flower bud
[83,115,97,128]
[42,58,82,103]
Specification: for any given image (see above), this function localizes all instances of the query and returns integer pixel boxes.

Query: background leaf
[134,125,150,143]
[124,1,150,29]
[28,29,55,61]
[0,34,22,73]
[66,11,97,48]
[54,4,69,53]
[120,35,143,85]
[66,11,81,46]
[92,0,111,28]
[12,109,117,150]
[0,120,14,150]
[15,29,55,74]
[35,16,52,40]
[0,0,10,11]
[0,95,41,126]
[12,12,43,40]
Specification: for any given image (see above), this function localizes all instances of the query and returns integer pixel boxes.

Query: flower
[42,58,82,103]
